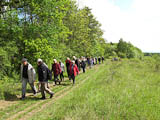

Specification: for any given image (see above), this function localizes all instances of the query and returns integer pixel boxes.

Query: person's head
[73,56,76,60]
[53,59,57,64]
[37,58,43,66]
[59,61,61,64]
[22,58,28,66]
[72,61,75,65]
[67,57,70,60]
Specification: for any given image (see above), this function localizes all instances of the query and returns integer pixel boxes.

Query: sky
[77,0,160,52]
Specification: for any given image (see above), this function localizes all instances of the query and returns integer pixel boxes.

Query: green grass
[1,59,160,120]
[0,64,96,120]
[29,59,160,120]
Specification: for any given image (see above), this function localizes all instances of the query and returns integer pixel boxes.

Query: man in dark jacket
[73,56,81,71]
[95,57,98,64]
[37,59,54,99]
[81,58,86,73]
[98,56,101,64]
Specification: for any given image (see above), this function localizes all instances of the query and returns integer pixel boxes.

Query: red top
[69,63,79,76]
[52,63,61,76]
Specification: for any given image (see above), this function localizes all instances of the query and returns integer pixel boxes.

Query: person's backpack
[43,63,52,80]
[47,68,52,80]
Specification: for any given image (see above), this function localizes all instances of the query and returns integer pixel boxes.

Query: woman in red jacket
[69,61,79,85]
[52,59,62,85]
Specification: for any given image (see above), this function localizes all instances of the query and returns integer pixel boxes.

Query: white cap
[73,56,76,59]
[53,59,57,63]
[72,61,75,64]
[37,58,43,63]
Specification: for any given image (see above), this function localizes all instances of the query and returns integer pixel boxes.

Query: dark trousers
[82,67,85,73]
[54,75,61,85]
[67,68,70,78]
[70,74,75,84]
[60,71,64,81]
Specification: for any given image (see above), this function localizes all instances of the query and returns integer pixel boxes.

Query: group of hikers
[20,56,105,100]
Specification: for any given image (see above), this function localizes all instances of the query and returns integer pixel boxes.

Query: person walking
[52,59,61,85]
[78,59,81,71]
[73,56,80,71]
[87,57,90,66]
[102,56,104,63]
[37,59,54,100]
[81,58,86,73]
[20,58,37,100]
[65,57,71,78]
[98,56,101,64]
[69,61,79,85]
[59,61,65,81]
[95,57,98,64]
[37,59,50,92]
[90,57,93,69]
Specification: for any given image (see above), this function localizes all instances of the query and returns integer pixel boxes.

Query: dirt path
[0,101,17,110]
[6,76,74,120]
[0,70,83,110]
[3,64,101,120]
[21,75,90,120]
[6,65,100,120]
[20,65,101,120]
[0,66,93,111]
[7,75,90,120]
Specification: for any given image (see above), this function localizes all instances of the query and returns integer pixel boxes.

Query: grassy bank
[29,59,160,120]
[1,58,160,120]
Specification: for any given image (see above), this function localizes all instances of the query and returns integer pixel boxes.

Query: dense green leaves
[0,0,143,81]
[104,39,143,59]
[0,0,106,80]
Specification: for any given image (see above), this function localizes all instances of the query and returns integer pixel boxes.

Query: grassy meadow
[1,58,160,120]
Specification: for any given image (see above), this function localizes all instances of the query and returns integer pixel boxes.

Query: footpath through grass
[0,63,100,120]
[29,59,160,120]
[1,59,160,120]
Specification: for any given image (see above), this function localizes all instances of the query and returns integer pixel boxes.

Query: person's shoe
[50,93,54,98]
[40,97,46,100]
[33,93,37,96]
[20,97,25,100]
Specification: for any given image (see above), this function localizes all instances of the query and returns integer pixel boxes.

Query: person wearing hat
[69,61,79,85]
[20,58,37,100]
[37,59,54,99]
[37,59,50,92]
[52,59,62,85]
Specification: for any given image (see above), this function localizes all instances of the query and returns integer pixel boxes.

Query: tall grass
[29,59,160,120]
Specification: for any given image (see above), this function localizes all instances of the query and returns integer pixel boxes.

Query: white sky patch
[76,0,160,52]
